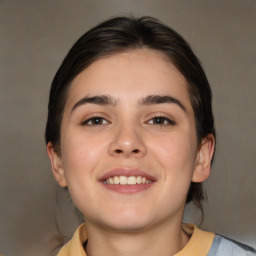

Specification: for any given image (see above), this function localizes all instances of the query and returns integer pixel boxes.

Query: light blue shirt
[208,235,256,256]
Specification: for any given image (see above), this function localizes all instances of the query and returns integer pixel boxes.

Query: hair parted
[45,16,216,219]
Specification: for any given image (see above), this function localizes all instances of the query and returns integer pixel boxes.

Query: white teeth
[119,176,127,185]
[136,176,142,184]
[104,175,152,185]
[128,176,137,185]
[114,176,119,184]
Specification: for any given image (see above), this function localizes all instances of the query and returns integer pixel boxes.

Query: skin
[47,49,215,256]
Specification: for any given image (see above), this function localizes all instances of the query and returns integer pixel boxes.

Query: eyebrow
[71,95,117,112]
[71,94,186,113]
[139,95,186,111]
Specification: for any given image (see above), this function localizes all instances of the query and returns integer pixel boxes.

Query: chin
[106,209,158,232]
[84,207,152,232]
[104,219,153,233]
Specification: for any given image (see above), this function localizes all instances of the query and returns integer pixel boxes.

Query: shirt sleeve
[207,235,256,256]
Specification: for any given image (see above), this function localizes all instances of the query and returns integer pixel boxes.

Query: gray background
[0,1,255,255]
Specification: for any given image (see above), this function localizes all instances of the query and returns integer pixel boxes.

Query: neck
[84,218,189,256]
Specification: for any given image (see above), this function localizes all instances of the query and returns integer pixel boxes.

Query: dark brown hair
[45,16,216,219]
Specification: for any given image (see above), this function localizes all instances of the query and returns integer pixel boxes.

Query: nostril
[114,149,140,154]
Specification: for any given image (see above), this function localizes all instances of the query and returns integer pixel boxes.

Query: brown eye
[82,117,108,126]
[148,116,175,125]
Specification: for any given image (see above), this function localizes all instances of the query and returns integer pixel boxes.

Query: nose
[108,124,146,158]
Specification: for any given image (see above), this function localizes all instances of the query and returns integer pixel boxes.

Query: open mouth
[103,175,153,185]
[99,168,156,193]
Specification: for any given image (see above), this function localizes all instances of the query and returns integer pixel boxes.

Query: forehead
[65,48,192,110]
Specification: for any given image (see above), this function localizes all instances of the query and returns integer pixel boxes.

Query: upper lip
[99,168,157,182]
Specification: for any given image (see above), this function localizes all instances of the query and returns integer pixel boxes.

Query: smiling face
[47,49,213,232]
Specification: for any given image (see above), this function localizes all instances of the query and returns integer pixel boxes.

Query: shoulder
[57,223,87,256]
[207,235,256,256]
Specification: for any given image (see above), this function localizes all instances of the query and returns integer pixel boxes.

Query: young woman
[45,16,255,256]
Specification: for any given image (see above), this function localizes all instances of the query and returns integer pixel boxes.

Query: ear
[192,134,215,183]
[47,142,67,187]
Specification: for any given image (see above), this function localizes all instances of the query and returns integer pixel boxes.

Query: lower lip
[101,183,154,193]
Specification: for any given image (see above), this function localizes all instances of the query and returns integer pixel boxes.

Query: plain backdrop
[0,1,255,255]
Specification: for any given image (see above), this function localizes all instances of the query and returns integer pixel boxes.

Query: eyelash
[81,115,175,126]
[147,116,175,126]
[81,116,109,126]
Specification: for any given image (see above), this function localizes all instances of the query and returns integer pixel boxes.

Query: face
[48,49,213,232]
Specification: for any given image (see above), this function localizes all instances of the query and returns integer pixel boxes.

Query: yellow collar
[57,223,215,256]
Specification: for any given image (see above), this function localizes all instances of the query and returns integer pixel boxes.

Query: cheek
[61,128,108,181]
[152,132,196,169]
[60,129,109,213]
[151,134,197,208]
[149,130,197,193]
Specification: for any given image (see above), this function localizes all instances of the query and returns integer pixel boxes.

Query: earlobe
[192,134,215,183]
[47,142,67,187]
